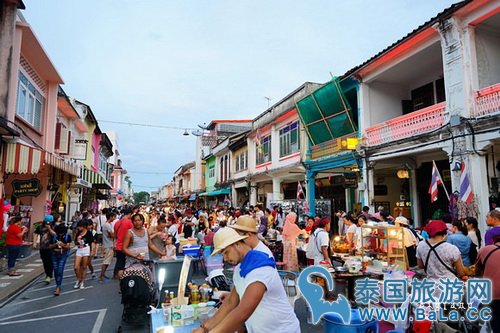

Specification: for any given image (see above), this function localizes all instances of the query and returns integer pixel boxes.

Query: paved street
[0,255,130,333]
[0,254,323,333]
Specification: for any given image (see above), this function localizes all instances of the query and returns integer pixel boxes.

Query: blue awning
[188,194,197,201]
[201,188,230,197]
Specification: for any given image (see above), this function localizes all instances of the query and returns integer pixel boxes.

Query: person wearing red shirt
[6,216,28,276]
[113,207,133,279]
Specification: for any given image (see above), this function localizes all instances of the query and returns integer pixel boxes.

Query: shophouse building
[245,83,321,209]
[348,0,499,232]
[296,78,360,224]
[1,11,81,235]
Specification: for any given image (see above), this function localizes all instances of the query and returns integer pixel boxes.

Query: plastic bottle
[164,290,170,305]
[190,285,201,304]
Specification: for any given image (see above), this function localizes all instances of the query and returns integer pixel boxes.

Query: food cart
[361,224,408,270]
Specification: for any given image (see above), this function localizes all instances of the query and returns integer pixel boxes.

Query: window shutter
[56,124,69,154]
[65,130,72,155]
[55,122,62,150]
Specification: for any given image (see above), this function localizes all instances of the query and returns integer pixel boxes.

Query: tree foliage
[133,191,150,204]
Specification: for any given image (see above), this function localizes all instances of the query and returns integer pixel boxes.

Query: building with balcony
[1,10,81,228]
[192,120,252,195]
[244,82,320,209]
[348,0,499,231]
[296,78,360,223]
[173,161,195,201]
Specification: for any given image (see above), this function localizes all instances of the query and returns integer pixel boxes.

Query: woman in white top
[465,217,481,248]
[344,214,357,247]
[122,214,165,267]
[354,215,368,251]
[416,220,465,280]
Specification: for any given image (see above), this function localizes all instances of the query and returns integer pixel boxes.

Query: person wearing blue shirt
[447,221,472,266]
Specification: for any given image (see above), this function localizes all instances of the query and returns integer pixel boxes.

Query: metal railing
[364,102,446,146]
[475,83,500,117]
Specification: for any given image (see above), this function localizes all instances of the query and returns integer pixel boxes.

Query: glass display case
[361,224,407,270]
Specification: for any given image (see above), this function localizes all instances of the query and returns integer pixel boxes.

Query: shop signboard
[73,139,88,160]
[11,179,42,197]
[331,174,358,188]
[343,172,358,188]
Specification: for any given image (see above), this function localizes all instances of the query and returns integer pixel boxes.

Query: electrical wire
[132,184,163,189]
[127,170,174,175]
[97,119,198,131]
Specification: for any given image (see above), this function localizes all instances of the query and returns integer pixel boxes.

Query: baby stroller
[117,261,157,331]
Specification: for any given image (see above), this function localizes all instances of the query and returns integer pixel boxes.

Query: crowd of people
[3,202,500,331]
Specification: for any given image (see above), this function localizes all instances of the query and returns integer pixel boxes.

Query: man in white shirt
[193,228,300,333]
[310,218,332,265]
[182,209,198,238]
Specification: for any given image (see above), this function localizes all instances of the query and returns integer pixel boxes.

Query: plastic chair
[189,246,207,275]
[278,270,301,308]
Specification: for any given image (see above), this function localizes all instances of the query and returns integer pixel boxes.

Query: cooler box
[323,309,378,333]
[182,245,201,256]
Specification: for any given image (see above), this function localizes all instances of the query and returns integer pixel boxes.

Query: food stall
[361,224,408,271]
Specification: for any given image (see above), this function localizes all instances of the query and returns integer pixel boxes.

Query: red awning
[2,142,43,175]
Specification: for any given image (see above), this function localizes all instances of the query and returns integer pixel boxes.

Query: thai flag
[428,160,443,203]
[460,161,474,204]
[297,181,305,201]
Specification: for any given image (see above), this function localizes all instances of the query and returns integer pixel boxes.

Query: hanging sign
[73,139,88,160]
[12,178,42,197]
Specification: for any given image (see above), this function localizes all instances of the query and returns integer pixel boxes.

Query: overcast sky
[23,0,458,192]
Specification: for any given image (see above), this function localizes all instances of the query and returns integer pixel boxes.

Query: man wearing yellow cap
[192,227,300,333]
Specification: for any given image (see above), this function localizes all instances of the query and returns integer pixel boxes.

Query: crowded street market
[0,0,499,333]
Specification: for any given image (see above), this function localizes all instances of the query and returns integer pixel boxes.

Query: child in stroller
[120,261,157,326]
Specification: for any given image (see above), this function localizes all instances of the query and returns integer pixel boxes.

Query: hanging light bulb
[183,129,189,136]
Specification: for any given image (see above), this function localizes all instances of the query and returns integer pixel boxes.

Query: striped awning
[45,152,79,176]
[81,167,111,189]
[2,142,43,175]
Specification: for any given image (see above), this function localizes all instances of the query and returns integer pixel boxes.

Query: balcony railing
[475,83,500,117]
[364,102,446,146]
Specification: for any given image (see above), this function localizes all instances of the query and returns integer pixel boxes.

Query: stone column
[367,165,375,212]
[409,168,421,227]
[272,177,283,202]
[467,154,490,236]
[306,170,316,214]
[249,181,257,206]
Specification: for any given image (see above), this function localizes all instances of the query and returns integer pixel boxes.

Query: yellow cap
[230,215,258,233]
